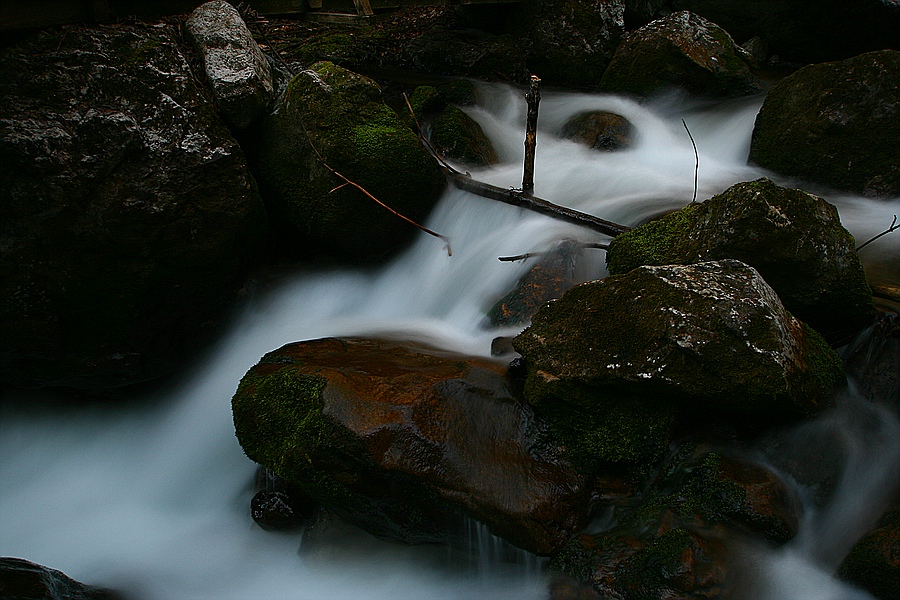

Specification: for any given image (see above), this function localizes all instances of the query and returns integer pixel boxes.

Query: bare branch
[857,215,899,251]
[682,119,699,204]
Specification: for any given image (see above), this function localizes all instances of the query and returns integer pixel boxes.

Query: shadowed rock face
[606,178,875,345]
[0,22,266,391]
[232,337,593,556]
[600,10,762,97]
[185,0,275,131]
[0,557,124,600]
[749,50,900,198]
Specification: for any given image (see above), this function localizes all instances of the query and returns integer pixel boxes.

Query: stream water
[1,83,898,599]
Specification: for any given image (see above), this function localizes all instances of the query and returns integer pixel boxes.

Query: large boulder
[0,557,123,600]
[184,0,275,131]
[606,178,875,344]
[600,11,762,98]
[749,50,900,198]
[403,27,527,83]
[513,260,843,443]
[231,337,592,556]
[560,111,634,152]
[258,62,446,260]
[507,0,626,88]
[0,23,266,390]
[839,505,900,600]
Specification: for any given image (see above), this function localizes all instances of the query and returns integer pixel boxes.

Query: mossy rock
[513,260,842,425]
[561,111,634,151]
[749,49,900,197]
[258,62,445,261]
[606,178,875,344]
[838,505,900,600]
[600,10,762,97]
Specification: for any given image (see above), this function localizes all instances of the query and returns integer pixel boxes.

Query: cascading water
[1,83,898,600]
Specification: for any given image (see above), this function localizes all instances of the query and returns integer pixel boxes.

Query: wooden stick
[522,75,541,196]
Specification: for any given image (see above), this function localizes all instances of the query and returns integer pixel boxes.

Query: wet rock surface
[749,50,900,198]
[606,178,876,345]
[839,505,900,600]
[560,111,634,152]
[184,0,275,131]
[0,22,266,390]
[232,337,592,556]
[600,10,762,97]
[0,557,124,600]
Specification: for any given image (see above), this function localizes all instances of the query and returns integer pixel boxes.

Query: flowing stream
[1,83,898,599]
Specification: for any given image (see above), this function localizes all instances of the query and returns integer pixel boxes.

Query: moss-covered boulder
[232,337,592,556]
[507,0,625,88]
[749,50,900,198]
[606,178,875,344]
[184,0,275,131]
[406,84,498,168]
[258,62,446,260]
[839,505,900,600]
[600,11,762,97]
[561,111,634,151]
[549,447,799,598]
[514,260,842,434]
[0,23,266,390]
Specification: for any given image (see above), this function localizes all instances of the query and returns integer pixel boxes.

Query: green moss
[618,528,694,600]
[431,105,498,166]
[606,205,699,275]
[802,323,845,390]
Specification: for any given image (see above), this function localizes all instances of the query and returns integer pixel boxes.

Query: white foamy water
[2,83,898,599]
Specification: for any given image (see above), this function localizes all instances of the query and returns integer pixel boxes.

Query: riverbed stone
[185,0,275,131]
[749,50,900,198]
[513,260,843,435]
[232,337,592,556]
[258,62,446,261]
[0,23,266,390]
[600,10,762,97]
[0,557,123,600]
[560,111,634,151]
[838,505,900,600]
[606,178,875,344]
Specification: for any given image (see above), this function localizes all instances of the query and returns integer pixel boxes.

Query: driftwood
[522,75,540,196]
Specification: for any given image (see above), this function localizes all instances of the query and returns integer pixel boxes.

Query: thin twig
[682,119,699,203]
[857,215,899,251]
[402,92,459,174]
[498,242,608,262]
[301,121,452,256]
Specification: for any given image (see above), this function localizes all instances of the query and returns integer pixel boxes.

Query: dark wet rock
[488,239,583,327]
[406,85,497,168]
[251,490,309,531]
[606,178,876,344]
[839,505,900,600]
[403,27,526,82]
[507,0,625,88]
[843,314,900,407]
[232,337,592,556]
[258,62,445,261]
[512,260,843,472]
[0,557,124,600]
[600,10,762,98]
[0,23,266,390]
[184,0,275,131]
[560,111,634,152]
[749,50,900,198]
[548,573,602,599]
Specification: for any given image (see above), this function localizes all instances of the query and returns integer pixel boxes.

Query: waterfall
[1,83,898,600]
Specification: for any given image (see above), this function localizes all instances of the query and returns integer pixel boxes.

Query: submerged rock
[606,178,875,344]
[231,337,592,556]
[749,50,900,198]
[0,557,124,600]
[514,260,842,435]
[0,23,266,390]
[185,0,275,131]
[258,62,445,260]
[839,505,900,600]
[600,10,762,97]
[560,111,634,151]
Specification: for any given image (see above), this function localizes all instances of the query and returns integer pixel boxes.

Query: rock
[560,111,634,151]
[488,239,584,326]
[403,27,526,82]
[258,62,446,261]
[513,260,843,429]
[549,448,798,598]
[842,314,900,407]
[0,557,124,600]
[606,178,876,344]
[600,10,762,97]
[251,467,318,531]
[231,337,592,556]
[184,0,275,131]
[406,85,498,168]
[839,505,900,600]
[507,0,625,88]
[749,50,900,198]
[0,23,266,390]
